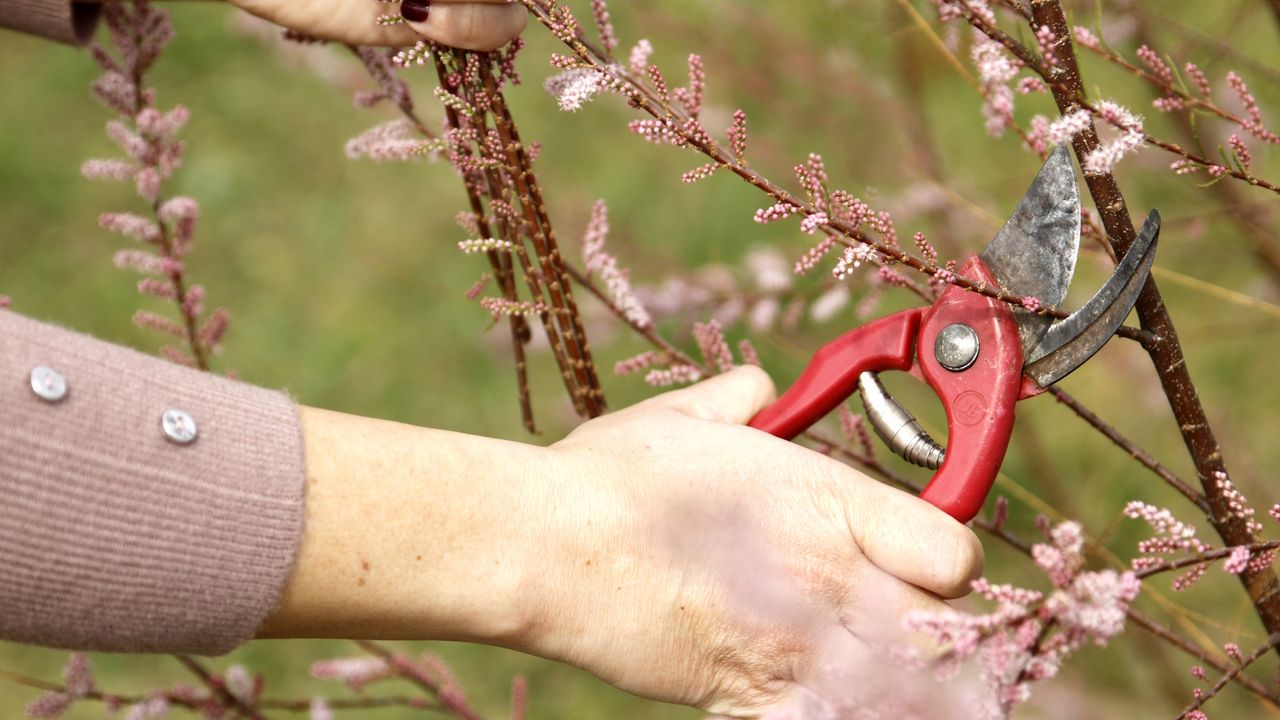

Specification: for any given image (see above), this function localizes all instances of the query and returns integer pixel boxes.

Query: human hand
[230,0,526,50]
[525,366,985,717]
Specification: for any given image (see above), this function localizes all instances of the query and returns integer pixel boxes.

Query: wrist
[260,407,555,647]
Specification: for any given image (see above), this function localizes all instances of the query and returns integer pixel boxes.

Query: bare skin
[229,0,526,50]
[261,367,983,717]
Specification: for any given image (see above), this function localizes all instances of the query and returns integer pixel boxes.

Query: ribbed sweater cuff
[0,0,99,45]
[0,311,306,655]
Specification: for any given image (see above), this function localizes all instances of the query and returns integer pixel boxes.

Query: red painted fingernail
[400,0,430,23]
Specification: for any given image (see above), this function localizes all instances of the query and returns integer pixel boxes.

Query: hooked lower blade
[979,144,1082,355]
[1023,210,1160,388]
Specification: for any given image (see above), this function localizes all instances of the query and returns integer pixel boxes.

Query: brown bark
[1029,0,1280,651]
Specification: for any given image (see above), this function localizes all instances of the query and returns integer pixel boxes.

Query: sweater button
[161,409,199,445]
[30,366,68,403]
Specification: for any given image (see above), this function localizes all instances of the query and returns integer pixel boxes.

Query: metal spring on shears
[856,372,946,470]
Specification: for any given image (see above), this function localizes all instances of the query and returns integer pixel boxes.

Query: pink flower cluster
[1124,501,1212,589]
[581,199,652,329]
[83,0,228,369]
[971,35,1020,137]
[1084,101,1144,174]
[346,121,441,164]
[906,520,1139,719]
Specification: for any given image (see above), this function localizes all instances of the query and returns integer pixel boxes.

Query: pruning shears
[748,145,1160,523]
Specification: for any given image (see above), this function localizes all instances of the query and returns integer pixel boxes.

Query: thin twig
[174,655,267,720]
[1049,387,1208,512]
[1176,633,1280,718]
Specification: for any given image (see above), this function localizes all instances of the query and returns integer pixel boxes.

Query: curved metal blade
[1024,210,1160,388]
[979,144,1081,355]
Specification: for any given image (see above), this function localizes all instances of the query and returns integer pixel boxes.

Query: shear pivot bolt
[935,323,980,372]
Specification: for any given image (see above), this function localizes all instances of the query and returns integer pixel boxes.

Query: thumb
[651,366,778,425]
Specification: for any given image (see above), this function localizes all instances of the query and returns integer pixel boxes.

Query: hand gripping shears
[748,145,1159,523]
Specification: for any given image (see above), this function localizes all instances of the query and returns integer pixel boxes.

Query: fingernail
[400,0,430,23]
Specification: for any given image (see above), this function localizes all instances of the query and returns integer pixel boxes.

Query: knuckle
[934,527,984,598]
[734,364,778,404]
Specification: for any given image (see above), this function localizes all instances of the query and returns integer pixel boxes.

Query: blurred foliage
[1,0,1278,717]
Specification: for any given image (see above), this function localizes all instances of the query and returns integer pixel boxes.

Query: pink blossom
[122,695,169,720]
[793,236,837,275]
[26,691,75,718]
[309,698,334,720]
[134,168,162,204]
[838,405,874,457]
[580,199,651,328]
[972,36,1019,137]
[479,298,553,317]
[1047,570,1140,642]
[746,247,792,293]
[345,119,436,162]
[1224,545,1250,575]
[589,0,617,51]
[1046,110,1091,145]
[1227,71,1280,144]
[1035,25,1057,67]
[1224,642,1244,664]
[392,40,431,67]
[673,54,705,117]
[646,64,669,102]
[199,308,231,351]
[1016,77,1046,95]
[726,109,748,161]
[1084,101,1144,174]
[133,311,186,339]
[614,351,663,375]
[311,656,393,691]
[1214,470,1262,535]
[81,158,136,182]
[545,68,606,111]
[458,238,516,254]
[1184,62,1212,98]
[114,249,177,275]
[799,212,829,235]
[737,339,761,368]
[809,285,850,323]
[91,70,138,114]
[1228,134,1252,172]
[754,202,800,224]
[1032,520,1084,588]
[224,664,257,703]
[832,245,876,279]
[100,212,160,244]
[159,196,198,249]
[694,319,734,373]
[644,364,702,387]
[628,117,684,145]
[627,39,653,75]
[681,162,721,183]
[1072,26,1100,50]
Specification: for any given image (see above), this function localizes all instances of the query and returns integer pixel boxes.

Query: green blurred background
[1,0,1278,717]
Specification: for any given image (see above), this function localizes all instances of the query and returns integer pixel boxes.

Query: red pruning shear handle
[746,146,1161,525]
[750,257,1023,523]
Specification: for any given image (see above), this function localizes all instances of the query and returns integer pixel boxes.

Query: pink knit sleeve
[0,0,99,45]
[0,310,306,655]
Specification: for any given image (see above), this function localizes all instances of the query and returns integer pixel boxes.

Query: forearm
[0,0,98,44]
[258,406,551,647]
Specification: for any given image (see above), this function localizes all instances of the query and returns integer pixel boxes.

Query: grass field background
[2,1,1278,717]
